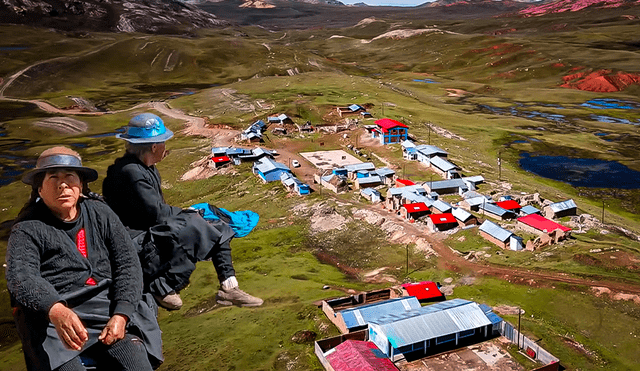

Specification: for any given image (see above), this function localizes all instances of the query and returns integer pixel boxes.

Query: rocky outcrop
[0,0,228,34]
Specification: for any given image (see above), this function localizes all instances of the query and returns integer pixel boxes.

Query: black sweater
[6,199,141,319]
[103,153,181,232]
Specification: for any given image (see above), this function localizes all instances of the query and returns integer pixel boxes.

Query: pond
[519,153,640,189]
[475,98,640,126]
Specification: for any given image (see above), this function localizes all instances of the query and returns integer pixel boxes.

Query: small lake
[519,153,640,189]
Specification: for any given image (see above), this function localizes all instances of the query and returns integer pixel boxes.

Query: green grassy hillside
[1,7,640,370]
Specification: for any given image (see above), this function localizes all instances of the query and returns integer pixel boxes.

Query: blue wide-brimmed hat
[22,146,98,186]
[117,113,174,143]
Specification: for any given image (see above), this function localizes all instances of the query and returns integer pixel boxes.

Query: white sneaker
[216,287,263,307]
[153,292,183,310]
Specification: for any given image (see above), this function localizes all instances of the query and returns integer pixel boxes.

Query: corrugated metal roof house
[517,213,571,236]
[368,299,495,361]
[479,202,516,220]
[431,200,452,214]
[338,297,422,333]
[253,158,290,183]
[451,207,478,227]
[429,156,459,179]
[520,205,541,216]
[360,188,381,203]
[356,175,383,189]
[544,199,577,219]
[479,220,519,249]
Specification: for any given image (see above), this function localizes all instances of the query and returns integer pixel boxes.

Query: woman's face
[38,169,82,221]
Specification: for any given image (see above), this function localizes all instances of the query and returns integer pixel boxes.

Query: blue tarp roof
[340,297,422,330]
[348,104,363,111]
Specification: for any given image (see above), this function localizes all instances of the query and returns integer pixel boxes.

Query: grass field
[1,7,640,370]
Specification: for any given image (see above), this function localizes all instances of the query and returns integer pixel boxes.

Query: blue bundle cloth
[189,203,259,238]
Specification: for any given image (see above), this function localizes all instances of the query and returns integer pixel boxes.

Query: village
[191,103,582,370]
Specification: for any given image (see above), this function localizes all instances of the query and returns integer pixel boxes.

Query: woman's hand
[49,302,88,351]
[98,314,128,345]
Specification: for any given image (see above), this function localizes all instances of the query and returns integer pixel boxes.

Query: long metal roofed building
[368,299,500,361]
[337,297,422,334]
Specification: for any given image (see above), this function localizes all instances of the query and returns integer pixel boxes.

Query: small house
[479,220,517,249]
[452,207,478,227]
[253,158,291,183]
[520,205,541,216]
[427,213,458,232]
[316,173,349,194]
[400,202,430,220]
[360,188,382,203]
[373,118,408,145]
[355,175,383,190]
[544,199,577,219]
[373,167,396,185]
[211,155,231,168]
[479,202,516,220]
[401,281,445,303]
[267,113,291,124]
[415,145,448,164]
[337,104,367,117]
[344,162,376,180]
[429,156,459,179]
[431,200,452,214]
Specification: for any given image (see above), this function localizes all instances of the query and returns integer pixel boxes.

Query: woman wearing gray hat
[102,113,262,310]
[6,147,163,371]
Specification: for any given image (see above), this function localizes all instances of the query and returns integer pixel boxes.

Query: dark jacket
[103,154,235,295]
[6,198,163,370]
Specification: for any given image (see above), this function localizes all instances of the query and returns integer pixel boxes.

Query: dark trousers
[56,335,152,371]
[139,215,236,297]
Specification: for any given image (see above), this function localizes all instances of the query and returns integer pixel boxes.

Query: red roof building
[211,155,231,163]
[374,118,408,132]
[373,118,409,144]
[211,155,231,168]
[428,213,456,224]
[401,281,445,302]
[325,340,397,371]
[400,202,430,220]
[427,213,458,232]
[395,179,415,187]
[517,213,571,233]
[496,200,522,211]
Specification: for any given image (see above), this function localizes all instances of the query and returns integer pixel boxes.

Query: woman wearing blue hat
[7,146,163,370]
[102,113,263,310]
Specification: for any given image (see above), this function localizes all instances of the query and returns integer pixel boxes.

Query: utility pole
[602,199,605,223]
[498,151,502,181]
[428,123,431,146]
[406,245,409,276]
[517,307,522,350]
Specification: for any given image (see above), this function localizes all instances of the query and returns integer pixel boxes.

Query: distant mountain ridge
[0,0,228,34]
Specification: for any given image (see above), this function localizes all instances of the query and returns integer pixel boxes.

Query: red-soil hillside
[561,69,640,92]
[519,0,637,17]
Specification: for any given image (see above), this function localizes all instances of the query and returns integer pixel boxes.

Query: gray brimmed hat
[117,113,174,143]
[22,146,98,186]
